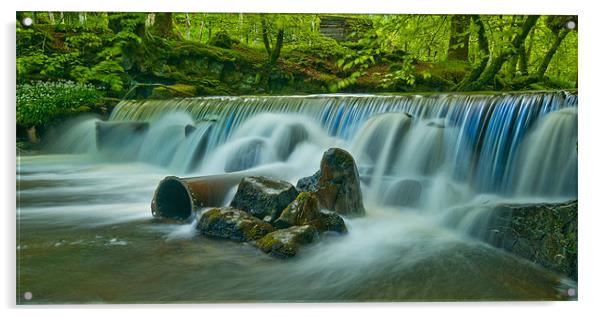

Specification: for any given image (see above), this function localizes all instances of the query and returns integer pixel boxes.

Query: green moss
[207,31,238,49]
[296,192,311,202]
[151,84,197,99]
[241,222,273,241]
[201,208,221,224]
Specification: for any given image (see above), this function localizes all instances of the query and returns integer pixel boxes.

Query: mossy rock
[274,192,348,234]
[254,225,318,258]
[197,207,274,242]
[296,148,366,217]
[482,200,577,280]
[208,31,238,49]
[150,84,197,99]
[315,210,347,234]
[274,192,321,229]
[230,176,299,223]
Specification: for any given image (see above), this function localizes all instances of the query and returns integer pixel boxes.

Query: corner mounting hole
[22,17,33,27]
[567,288,576,296]
[23,291,33,300]
[566,21,576,30]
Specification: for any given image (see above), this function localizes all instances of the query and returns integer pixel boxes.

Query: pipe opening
[153,178,193,220]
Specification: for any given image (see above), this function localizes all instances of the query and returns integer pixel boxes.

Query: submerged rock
[273,123,309,160]
[224,138,265,172]
[274,192,347,234]
[230,176,299,223]
[384,179,423,207]
[255,225,318,258]
[197,207,274,242]
[297,148,366,217]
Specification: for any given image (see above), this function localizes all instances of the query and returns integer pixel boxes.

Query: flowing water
[17,92,578,303]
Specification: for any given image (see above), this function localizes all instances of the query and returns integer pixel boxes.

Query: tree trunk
[239,13,244,42]
[535,28,570,79]
[269,29,284,64]
[260,14,272,55]
[207,21,212,42]
[185,13,191,40]
[518,43,529,75]
[199,14,206,42]
[448,15,471,61]
[463,15,539,91]
[153,13,175,38]
[454,16,490,90]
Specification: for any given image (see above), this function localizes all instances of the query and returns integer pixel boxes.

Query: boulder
[274,192,321,229]
[297,148,366,217]
[315,210,347,234]
[230,176,299,223]
[197,207,274,242]
[296,171,319,192]
[474,200,577,280]
[255,225,318,258]
[274,192,347,234]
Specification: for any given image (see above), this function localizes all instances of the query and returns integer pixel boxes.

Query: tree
[447,15,470,61]
[152,13,176,38]
[459,15,540,91]
[260,14,285,64]
[535,16,576,80]
[454,15,490,90]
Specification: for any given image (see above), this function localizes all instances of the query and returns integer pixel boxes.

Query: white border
[3,1,600,316]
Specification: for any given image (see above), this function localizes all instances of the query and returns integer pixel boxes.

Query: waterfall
[510,107,578,197]
[54,91,577,209]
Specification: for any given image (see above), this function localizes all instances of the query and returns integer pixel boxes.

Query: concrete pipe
[150,166,290,220]
[151,174,247,220]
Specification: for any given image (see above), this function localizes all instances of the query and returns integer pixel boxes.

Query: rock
[255,225,318,258]
[197,207,274,242]
[230,176,299,223]
[274,192,347,234]
[298,148,366,217]
[296,171,319,192]
[315,210,347,234]
[224,138,265,172]
[207,31,237,49]
[273,123,309,160]
[480,200,577,280]
[384,179,422,207]
[274,192,320,229]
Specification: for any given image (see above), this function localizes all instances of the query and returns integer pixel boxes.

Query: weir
[56,91,577,217]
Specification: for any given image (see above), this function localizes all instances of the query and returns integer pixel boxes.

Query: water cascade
[58,92,577,204]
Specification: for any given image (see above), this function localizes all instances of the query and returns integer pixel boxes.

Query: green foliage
[16,81,101,127]
[380,57,417,88]
[16,12,577,97]
[287,35,351,60]
[71,60,125,92]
